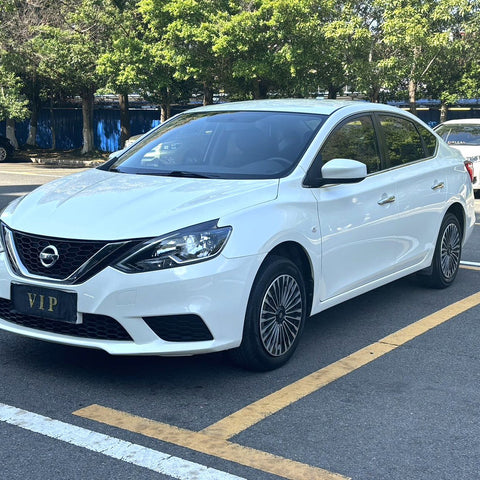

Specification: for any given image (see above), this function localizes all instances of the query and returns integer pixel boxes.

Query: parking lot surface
[1,160,480,480]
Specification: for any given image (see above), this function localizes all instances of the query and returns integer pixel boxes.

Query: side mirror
[304,158,367,188]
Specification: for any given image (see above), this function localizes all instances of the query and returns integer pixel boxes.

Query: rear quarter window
[417,124,437,157]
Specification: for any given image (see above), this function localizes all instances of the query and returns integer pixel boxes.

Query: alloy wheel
[259,274,303,357]
[440,222,461,279]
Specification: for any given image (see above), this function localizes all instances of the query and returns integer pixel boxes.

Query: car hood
[2,169,279,240]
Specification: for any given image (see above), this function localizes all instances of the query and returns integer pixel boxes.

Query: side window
[320,115,381,173]
[378,115,426,167]
[416,123,437,157]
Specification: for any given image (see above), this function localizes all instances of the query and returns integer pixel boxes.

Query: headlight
[114,220,232,273]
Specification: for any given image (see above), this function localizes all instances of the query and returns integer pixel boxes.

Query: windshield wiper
[116,169,215,178]
[166,170,213,178]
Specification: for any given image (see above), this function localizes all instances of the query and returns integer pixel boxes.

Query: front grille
[12,230,108,280]
[143,314,213,342]
[0,298,132,341]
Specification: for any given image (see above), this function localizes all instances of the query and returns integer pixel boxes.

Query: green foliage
[0,62,29,121]
[2,0,480,128]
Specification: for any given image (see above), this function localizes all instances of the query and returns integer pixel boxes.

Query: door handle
[377,195,396,205]
[432,182,445,190]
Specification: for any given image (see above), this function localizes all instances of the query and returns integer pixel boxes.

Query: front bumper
[0,252,261,355]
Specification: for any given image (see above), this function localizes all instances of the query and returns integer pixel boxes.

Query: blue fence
[0,107,164,153]
[2,104,480,152]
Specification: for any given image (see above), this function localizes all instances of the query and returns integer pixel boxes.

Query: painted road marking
[202,290,480,439]
[74,290,480,480]
[0,169,66,178]
[74,404,349,480]
[0,402,247,480]
[460,265,480,271]
[460,261,480,272]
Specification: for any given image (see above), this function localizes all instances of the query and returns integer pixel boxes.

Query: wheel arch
[446,202,466,241]
[262,241,314,316]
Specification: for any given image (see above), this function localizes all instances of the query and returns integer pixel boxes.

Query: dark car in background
[0,136,15,162]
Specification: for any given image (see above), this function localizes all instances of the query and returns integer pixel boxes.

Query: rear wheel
[422,213,462,289]
[229,256,307,371]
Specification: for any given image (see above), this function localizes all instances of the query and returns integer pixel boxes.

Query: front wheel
[229,256,307,371]
[421,213,462,289]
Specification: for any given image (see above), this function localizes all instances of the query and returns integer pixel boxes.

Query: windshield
[107,111,326,179]
[435,124,480,146]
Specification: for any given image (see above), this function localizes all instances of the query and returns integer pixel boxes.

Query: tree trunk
[203,82,214,105]
[6,118,18,149]
[27,111,38,147]
[26,85,41,146]
[118,93,130,149]
[160,102,171,123]
[440,102,448,123]
[327,84,339,99]
[160,86,172,123]
[253,80,268,99]
[50,100,56,150]
[81,88,95,154]
[408,79,417,116]
[370,85,380,103]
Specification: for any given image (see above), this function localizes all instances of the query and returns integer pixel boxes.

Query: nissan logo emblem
[39,245,59,268]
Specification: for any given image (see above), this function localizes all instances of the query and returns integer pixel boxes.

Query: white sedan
[434,118,480,195]
[0,100,475,370]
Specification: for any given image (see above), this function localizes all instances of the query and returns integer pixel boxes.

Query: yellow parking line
[202,342,395,439]
[202,290,480,440]
[460,265,480,271]
[74,404,349,480]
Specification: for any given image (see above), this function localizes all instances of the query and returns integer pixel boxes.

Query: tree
[214,0,324,99]
[0,0,65,146]
[377,0,472,115]
[97,2,144,146]
[157,0,233,105]
[32,0,118,153]
[0,61,29,147]
[137,0,201,119]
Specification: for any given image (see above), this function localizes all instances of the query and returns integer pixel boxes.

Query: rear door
[374,114,445,270]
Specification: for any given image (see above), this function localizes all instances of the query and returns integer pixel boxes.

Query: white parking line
[0,169,65,178]
[460,261,480,267]
[0,403,246,480]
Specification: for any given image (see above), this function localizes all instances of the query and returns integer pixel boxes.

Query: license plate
[11,283,79,324]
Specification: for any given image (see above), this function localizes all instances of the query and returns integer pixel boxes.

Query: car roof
[189,99,404,116]
[436,118,480,126]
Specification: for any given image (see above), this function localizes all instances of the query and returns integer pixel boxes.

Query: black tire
[421,213,462,289]
[0,146,8,162]
[229,256,307,371]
